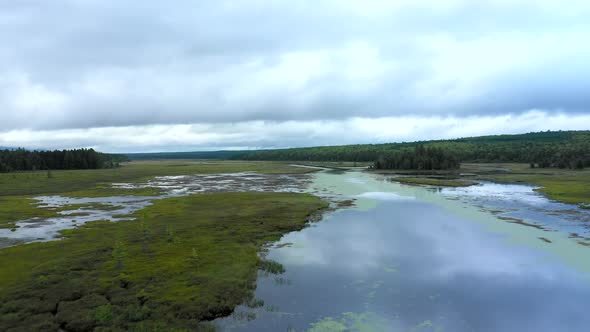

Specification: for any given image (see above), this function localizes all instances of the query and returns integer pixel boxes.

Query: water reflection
[442,182,590,238]
[218,200,590,331]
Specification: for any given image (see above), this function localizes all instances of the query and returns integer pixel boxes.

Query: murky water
[216,171,590,332]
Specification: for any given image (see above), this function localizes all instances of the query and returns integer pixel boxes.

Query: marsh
[2,163,590,331]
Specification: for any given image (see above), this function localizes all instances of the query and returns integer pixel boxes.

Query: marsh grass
[0,192,327,331]
[0,160,314,228]
[0,160,315,197]
[259,259,286,274]
[0,196,98,229]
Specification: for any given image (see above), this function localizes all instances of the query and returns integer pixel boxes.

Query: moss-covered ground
[0,192,327,331]
[0,161,315,228]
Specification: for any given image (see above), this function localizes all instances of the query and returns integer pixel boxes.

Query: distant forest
[236,131,590,170]
[373,145,460,170]
[127,150,247,160]
[119,130,590,170]
[0,148,128,173]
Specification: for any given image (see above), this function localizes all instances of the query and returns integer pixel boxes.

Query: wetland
[1,161,590,331]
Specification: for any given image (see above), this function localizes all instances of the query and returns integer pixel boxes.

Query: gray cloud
[1,0,590,133]
[1,111,589,153]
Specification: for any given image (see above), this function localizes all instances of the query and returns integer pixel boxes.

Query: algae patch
[308,312,389,332]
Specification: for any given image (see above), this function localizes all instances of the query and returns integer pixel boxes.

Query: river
[216,170,590,331]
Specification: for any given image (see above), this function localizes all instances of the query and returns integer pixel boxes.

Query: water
[441,182,590,239]
[216,171,590,331]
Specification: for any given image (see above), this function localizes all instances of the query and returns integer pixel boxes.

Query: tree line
[0,148,128,173]
[528,144,590,169]
[236,131,590,170]
[373,145,460,170]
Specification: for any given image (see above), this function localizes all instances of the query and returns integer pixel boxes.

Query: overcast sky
[1,0,589,152]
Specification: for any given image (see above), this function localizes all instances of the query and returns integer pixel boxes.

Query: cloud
[0,0,589,148]
[1,111,588,152]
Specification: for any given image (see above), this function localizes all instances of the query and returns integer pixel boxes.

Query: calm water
[216,171,590,332]
[441,182,590,239]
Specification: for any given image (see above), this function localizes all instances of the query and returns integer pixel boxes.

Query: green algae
[308,312,389,332]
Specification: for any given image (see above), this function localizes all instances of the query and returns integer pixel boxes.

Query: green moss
[94,304,114,325]
[392,177,476,187]
[534,179,590,205]
[0,192,327,331]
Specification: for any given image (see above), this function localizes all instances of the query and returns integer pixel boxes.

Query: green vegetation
[296,161,372,168]
[392,177,476,187]
[0,198,132,229]
[307,312,389,332]
[236,131,590,168]
[0,148,127,173]
[0,161,314,228]
[0,196,63,229]
[373,145,460,170]
[126,151,248,160]
[0,160,313,197]
[259,259,286,275]
[0,192,327,331]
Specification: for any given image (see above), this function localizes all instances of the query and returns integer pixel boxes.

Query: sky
[1,0,589,152]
